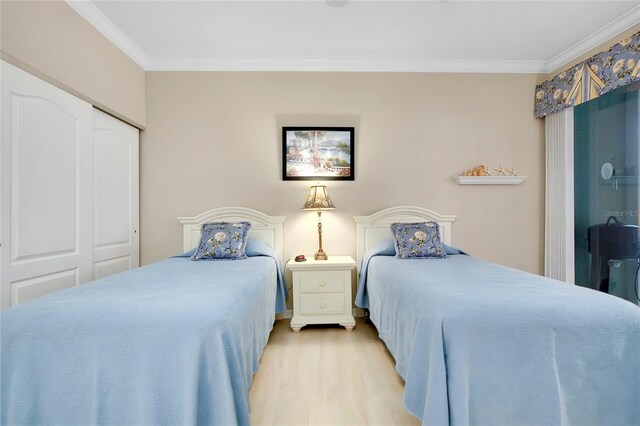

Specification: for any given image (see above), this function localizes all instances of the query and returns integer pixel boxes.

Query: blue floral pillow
[390,222,448,259]
[191,222,251,261]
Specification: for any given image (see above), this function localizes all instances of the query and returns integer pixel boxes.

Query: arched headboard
[177,207,286,261]
[353,206,456,270]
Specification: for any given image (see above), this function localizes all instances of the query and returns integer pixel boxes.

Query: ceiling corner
[544,4,640,74]
[65,0,150,70]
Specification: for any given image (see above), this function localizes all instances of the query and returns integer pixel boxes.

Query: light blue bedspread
[357,250,640,425]
[1,253,285,425]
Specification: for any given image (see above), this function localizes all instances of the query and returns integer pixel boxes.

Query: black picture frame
[282,126,355,181]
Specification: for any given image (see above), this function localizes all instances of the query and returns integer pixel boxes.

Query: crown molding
[545,5,640,74]
[144,57,547,73]
[66,1,639,74]
[65,0,150,69]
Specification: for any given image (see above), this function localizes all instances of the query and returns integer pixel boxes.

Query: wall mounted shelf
[454,176,526,185]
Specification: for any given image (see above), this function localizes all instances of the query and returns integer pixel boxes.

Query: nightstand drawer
[300,294,345,314]
[299,271,345,293]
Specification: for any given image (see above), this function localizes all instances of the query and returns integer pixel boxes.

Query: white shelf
[454,176,526,185]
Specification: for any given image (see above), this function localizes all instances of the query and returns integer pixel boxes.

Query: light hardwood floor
[248,318,421,426]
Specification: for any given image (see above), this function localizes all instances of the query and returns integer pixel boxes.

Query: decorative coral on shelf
[459,165,490,176]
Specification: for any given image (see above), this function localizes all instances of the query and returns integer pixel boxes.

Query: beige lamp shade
[302,185,336,210]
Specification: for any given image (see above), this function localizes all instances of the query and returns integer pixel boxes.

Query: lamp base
[314,249,328,260]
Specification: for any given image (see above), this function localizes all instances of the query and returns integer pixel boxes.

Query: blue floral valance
[534,32,640,118]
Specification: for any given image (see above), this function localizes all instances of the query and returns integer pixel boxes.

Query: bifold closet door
[92,109,139,279]
[1,61,93,309]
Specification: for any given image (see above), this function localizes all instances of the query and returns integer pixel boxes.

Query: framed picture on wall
[282,127,355,181]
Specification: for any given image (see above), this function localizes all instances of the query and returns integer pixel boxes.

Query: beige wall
[142,72,545,275]
[0,0,145,128]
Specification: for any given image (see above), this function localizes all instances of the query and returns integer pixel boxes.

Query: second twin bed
[354,206,640,426]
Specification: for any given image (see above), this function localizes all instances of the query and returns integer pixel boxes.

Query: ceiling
[67,1,640,73]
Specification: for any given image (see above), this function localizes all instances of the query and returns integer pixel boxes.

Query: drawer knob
[320,303,326,309]
[319,281,326,287]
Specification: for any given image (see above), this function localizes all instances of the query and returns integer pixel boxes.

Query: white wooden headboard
[353,206,456,270]
[177,207,286,261]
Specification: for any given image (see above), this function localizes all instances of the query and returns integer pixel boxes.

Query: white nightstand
[287,255,357,332]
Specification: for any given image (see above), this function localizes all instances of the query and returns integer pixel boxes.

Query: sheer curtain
[544,108,575,283]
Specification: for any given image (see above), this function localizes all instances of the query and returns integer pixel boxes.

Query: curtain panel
[544,108,575,283]
[535,32,640,118]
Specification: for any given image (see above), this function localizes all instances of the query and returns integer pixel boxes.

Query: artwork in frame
[282,127,355,181]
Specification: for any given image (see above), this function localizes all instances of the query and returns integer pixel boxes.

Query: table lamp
[302,185,335,260]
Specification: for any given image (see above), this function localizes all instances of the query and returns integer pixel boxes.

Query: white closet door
[1,61,93,309]
[92,109,139,279]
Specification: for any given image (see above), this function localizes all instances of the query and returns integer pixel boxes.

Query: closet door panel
[94,256,130,280]
[94,127,131,246]
[12,95,77,260]
[11,268,78,306]
[1,61,93,309]
[92,109,139,280]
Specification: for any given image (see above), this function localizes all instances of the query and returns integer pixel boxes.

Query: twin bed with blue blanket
[1,207,286,426]
[354,206,640,426]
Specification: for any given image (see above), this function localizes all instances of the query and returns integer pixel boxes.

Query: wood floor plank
[248,318,421,426]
